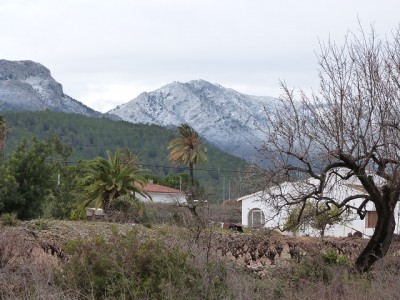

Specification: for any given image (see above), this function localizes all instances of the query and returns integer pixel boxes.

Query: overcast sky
[1,0,400,112]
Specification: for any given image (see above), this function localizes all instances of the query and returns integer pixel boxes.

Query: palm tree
[120,147,142,170]
[81,148,149,215]
[168,124,207,213]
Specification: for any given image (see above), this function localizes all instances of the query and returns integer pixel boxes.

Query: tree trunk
[102,195,112,215]
[355,203,396,273]
[320,226,325,238]
[189,162,194,189]
[189,205,198,217]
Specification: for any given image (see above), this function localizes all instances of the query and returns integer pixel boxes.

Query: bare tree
[258,25,400,272]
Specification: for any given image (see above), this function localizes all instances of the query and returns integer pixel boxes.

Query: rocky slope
[0,60,101,117]
[108,80,278,160]
[0,59,278,161]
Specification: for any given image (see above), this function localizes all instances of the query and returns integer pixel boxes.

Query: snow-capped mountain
[0,59,278,160]
[0,60,101,117]
[108,80,277,159]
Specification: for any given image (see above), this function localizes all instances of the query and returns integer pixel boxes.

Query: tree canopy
[80,148,149,215]
[2,111,249,203]
[168,123,208,183]
[168,123,208,215]
[0,115,10,159]
[0,136,74,219]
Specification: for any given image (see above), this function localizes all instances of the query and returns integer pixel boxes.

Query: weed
[56,232,226,299]
[33,218,52,230]
[323,250,351,266]
[0,213,18,226]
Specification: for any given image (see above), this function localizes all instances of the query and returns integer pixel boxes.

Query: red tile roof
[142,183,183,194]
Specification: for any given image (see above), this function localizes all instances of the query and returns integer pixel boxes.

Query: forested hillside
[2,111,251,202]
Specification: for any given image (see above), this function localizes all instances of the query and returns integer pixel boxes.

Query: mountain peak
[108,80,277,160]
[0,59,53,80]
[187,79,216,86]
[0,59,101,116]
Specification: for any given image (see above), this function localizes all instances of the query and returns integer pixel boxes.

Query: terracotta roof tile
[142,183,183,194]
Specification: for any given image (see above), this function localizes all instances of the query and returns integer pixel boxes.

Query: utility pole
[222,177,225,204]
[228,178,231,201]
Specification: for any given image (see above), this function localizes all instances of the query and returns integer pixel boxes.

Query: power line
[40,158,255,175]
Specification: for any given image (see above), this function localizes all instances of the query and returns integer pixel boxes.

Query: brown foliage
[1,220,400,299]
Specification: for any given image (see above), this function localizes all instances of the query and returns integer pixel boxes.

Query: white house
[238,171,400,237]
[136,182,186,204]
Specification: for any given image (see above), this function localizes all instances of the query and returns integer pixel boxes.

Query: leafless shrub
[0,228,67,299]
[201,204,241,224]
[2,220,400,299]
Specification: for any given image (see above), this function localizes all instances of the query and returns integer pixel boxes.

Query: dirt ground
[3,220,400,271]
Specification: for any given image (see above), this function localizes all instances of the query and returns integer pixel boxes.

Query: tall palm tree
[82,148,149,214]
[168,124,207,204]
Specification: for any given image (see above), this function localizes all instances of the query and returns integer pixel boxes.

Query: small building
[136,182,186,204]
[237,171,400,237]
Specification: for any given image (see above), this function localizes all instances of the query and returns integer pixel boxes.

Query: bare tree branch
[257,25,400,272]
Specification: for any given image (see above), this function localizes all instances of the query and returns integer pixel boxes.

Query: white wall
[323,202,400,238]
[239,191,288,229]
[239,181,400,238]
[137,191,186,204]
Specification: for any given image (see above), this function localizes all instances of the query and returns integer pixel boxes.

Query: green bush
[322,250,351,266]
[33,218,52,231]
[0,213,18,226]
[287,252,350,286]
[63,238,85,255]
[56,230,229,299]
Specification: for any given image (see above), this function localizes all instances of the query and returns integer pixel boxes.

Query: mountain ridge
[0,59,276,161]
[0,59,101,117]
[108,79,277,160]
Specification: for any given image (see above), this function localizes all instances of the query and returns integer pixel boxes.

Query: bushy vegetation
[0,212,18,226]
[0,113,245,220]
[1,220,400,299]
[58,231,228,299]
[2,111,250,202]
[0,135,82,219]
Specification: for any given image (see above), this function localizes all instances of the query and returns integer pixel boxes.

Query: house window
[248,209,265,228]
[365,211,378,228]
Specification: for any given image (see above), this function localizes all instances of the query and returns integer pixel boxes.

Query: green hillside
[2,111,250,202]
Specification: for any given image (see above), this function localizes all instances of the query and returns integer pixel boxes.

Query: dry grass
[0,220,400,299]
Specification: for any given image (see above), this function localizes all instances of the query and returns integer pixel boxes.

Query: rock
[0,59,101,117]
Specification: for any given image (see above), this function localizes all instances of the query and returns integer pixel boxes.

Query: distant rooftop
[142,183,182,194]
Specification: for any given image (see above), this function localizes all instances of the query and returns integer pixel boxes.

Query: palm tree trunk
[187,162,199,217]
[189,162,195,201]
[189,162,194,188]
[103,194,112,215]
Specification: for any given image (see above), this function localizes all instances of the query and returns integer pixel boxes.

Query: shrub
[56,230,228,299]
[32,218,52,231]
[0,213,18,226]
[322,250,351,266]
[63,238,84,255]
[286,252,351,287]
